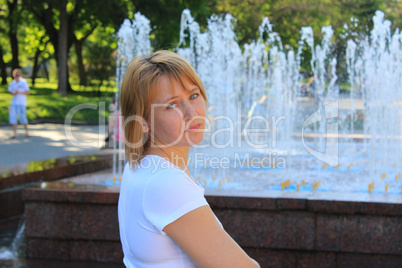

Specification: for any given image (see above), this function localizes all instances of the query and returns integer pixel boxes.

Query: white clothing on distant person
[8,77,29,106]
[118,154,221,268]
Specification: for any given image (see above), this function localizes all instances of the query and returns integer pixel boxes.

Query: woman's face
[146,74,206,148]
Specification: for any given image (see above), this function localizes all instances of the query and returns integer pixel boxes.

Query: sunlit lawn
[0,78,117,123]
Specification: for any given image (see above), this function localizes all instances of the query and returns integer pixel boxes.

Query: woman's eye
[190,93,199,100]
[167,103,177,109]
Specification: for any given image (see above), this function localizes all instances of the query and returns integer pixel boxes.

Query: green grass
[0,78,117,124]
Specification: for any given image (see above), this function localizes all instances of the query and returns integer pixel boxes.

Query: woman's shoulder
[146,166,189,188]
[140,155,186,173]
[125,156,188,183]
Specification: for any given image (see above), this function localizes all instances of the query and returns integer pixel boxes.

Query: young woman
[118,50,260,268]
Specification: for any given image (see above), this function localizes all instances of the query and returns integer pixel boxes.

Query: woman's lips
[185,123,202,132]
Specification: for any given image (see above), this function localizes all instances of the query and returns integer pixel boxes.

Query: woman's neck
[145,146,190,172]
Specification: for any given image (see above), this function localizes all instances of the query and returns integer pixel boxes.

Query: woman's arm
[163,205,260,268]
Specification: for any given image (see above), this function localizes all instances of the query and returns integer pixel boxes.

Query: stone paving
[0,123,107,167]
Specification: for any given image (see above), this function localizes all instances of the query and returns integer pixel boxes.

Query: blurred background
[0,0,401,123]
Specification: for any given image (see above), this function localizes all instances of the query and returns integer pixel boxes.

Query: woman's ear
[142,122,149,133]
[140,116,149,133]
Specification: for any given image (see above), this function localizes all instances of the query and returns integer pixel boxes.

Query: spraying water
[113,12,153,182]
[113,9,402,194]
[0,221,25,260]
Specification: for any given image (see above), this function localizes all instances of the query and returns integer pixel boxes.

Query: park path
[0,123,108,167]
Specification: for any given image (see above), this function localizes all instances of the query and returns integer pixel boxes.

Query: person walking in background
[8,68,30,138]
[104,94,123,148]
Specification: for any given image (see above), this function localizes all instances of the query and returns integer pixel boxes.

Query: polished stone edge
[0,155,113,190]
[22,185,120,204]
[22,185,402,215]
[205,188,402,216]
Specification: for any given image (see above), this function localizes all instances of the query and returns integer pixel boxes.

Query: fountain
[17,10,402,266]
[108,10,402,196]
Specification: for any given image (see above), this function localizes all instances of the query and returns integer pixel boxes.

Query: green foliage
[0,0,400,100]
[214,0,270,45]
[0,78,115,123]
[0,1,11,62]
[21,11,53,61]
[84,26,117,93]
[131,0,215,49]
[385,0,402,30]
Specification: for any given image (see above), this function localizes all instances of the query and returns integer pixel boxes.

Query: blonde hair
[12,69,21,77]
[120,50,208,169]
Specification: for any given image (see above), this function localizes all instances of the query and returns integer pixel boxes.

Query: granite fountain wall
[0,153,112,220]
[22,170,402,267]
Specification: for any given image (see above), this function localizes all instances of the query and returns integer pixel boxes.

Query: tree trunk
[9,31,19,70]
[57,0,68,97]
[0,45,7,85]
[74,25,97,86]
[31,39,48,86]
[7,0,19,70]
[31,49,41,87]
[75,40,86,86]
[28,2,75,95]
[42,60,49,82]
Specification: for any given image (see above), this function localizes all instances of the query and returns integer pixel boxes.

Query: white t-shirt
[8,78,29,106]
[118,155,218,268]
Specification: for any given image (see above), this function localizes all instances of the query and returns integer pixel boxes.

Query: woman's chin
[189,135,205,146]
[177,133,204,147]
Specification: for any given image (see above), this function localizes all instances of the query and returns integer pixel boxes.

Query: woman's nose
[182,102,197,121]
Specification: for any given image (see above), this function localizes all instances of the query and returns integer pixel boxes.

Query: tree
[71,0,130,86]
[23,0,71,95]
[6,0,21,69]
[213,0,271,46]
[0,1,8,84]
[30,36,49,86]
[73,24,97,86]
[23,0,130,95]
[0,45,7,85]
[384,0,401,30]
[58,0,68,96]
[0,0,23,84]
[330,0,385,83]
[85,26,117,96]
[213,0,389,78]
[21,12,52,86]
[131,0,215,50]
